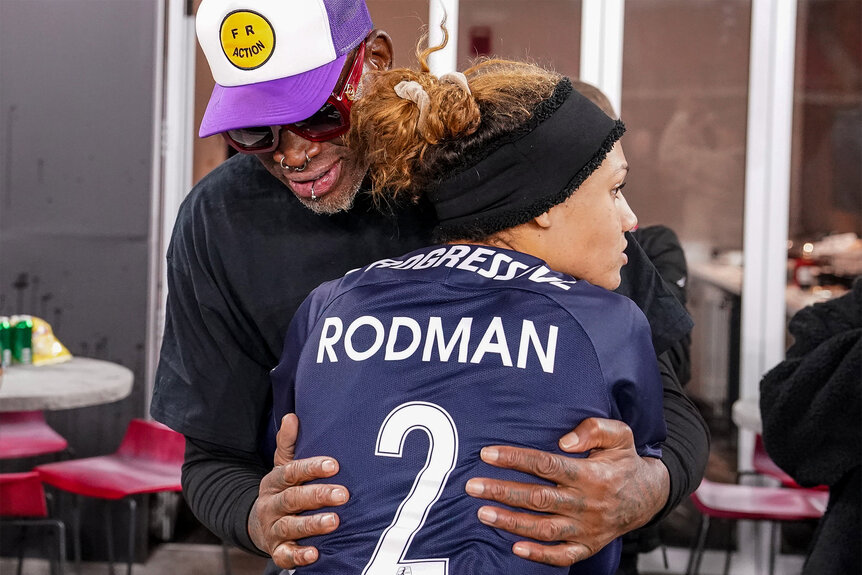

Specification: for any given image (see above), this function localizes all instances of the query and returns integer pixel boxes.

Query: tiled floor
[1,541,808,575]
[0,543,268,575]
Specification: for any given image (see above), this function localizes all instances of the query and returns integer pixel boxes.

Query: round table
[0,357,133,412]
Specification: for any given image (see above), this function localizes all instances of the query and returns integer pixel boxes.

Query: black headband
[428,79,625,238]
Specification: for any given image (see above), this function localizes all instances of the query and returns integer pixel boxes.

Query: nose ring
[280,152,310,172]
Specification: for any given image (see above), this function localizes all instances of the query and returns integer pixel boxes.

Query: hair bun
[393,73,479,145]
[424,73,480,144]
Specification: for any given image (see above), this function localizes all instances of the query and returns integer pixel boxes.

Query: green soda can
[12,315,33,365]
[0,316,11,367]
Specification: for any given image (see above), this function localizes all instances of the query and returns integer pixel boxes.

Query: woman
[270,51,665,575]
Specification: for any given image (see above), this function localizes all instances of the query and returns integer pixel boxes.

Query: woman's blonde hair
[347,34,561,206]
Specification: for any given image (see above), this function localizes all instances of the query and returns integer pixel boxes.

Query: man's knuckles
[496,447,567,479]
[533,452,569,478]
[273,447,294,466]
[575,418,634,450]
[272,543,315,569]
[528,486,562,512]
[275,484,337,513]
[533,518,569,542]
[272,514,322,540]
[478,480,516,503]
[279,459,323,484]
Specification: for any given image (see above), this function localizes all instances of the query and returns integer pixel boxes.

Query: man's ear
[364,29,394,71]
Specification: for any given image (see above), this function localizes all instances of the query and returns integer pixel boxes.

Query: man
[150,0,709,571]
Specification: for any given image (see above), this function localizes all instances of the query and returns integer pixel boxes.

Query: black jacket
[760,278,862,575]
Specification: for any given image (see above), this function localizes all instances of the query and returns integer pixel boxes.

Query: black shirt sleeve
[631,226,692,386]
[617,231,694,357]
[618,231,707,517]
[181,436,270,556]
[651,350,710,522]
[630,225,689,307]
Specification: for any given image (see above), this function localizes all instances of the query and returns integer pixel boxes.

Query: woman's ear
[533,211,553,229]
[365,30,394,71]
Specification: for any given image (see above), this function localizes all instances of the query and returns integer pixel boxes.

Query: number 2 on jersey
[362,402,459,575]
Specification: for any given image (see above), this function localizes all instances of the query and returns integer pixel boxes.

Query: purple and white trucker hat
[196,0,372,137]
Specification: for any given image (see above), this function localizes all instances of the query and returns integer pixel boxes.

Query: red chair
[0,471,67,575]
[0,411,68,459]
[35,419,185,575]
[685,478,828,575]
[752,435,828,491]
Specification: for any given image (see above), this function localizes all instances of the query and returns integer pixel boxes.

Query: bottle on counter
[11,314,33,365]
[793,242,820,290]
[0,316,11,368]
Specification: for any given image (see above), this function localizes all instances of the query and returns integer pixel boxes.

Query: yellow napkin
[32,316,72,366]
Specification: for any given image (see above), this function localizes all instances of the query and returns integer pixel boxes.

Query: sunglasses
[222,42,366,153]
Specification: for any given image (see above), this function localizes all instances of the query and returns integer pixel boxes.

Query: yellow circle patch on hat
[220,10,275,70]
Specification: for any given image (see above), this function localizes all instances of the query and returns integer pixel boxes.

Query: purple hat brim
[199,53,349,138]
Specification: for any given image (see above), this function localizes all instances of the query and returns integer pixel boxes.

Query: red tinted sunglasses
[222,43,365,153]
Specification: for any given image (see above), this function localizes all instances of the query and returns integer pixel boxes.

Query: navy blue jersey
[270,244,666,575]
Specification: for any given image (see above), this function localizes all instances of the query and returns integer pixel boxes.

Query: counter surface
[689,260,847,316]
[0,357,133,412]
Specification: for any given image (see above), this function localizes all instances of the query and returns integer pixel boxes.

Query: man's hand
[248,414,349,568]
[464,417,669,566]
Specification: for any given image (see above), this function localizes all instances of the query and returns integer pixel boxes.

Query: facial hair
[296,175,363,215]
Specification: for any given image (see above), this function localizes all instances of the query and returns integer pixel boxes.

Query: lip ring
[288,160,341,200]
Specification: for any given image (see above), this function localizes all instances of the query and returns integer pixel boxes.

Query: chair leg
[692,515,710,575]
[38,518,66,575]
[769,521,779,575]
[16,525,27,575]
[685,514,710,575]
[73,495,82,575]
[753,521,763,574]
[684,517,700,575]
[222,541,233,575]
[127,498,137,575]
[106,501,116,575]
[4,518,66,575]
[55,518,67,575]
[42,492,61,575]
[722,519,733,575]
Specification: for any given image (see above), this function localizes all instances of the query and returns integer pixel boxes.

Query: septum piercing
[280,152,310,172]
